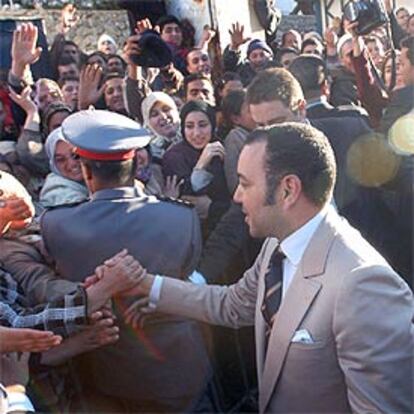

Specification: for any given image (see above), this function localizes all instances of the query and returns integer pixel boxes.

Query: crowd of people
[0,0,413,412]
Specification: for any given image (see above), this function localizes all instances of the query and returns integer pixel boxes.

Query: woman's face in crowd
[54,140,83,182]
[383,54,405,90]
[366,39,384,68]
[184,111,212,150]
[104,78,125,112]
[149,101,179,138]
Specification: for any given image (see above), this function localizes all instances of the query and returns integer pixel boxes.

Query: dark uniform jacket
[41,186,211,409]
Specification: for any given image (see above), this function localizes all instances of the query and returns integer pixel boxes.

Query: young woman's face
[184,111,212,150]
[383,54,404,90]
[148,101,179,138]
[54,140,83,182]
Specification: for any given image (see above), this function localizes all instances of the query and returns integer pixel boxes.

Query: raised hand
[11,23,42,77]
[199,24,216,50]
[123,34,143,68]
[229,22,251,51]
[195,142,225,170]
[78,64,104,109]
[0,326,62,353]
[135,18,153,34]
[324,27,338,48]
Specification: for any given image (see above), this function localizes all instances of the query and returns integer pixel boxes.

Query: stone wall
[1,8,130,54]
[2,6,316,55]
[43,10,130,54]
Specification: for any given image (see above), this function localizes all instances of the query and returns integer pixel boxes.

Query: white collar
[280,204,329,266]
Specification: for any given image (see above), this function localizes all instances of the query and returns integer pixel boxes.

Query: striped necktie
[261,245,285,339]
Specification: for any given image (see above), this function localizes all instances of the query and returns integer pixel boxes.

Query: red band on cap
[75,148,136,161]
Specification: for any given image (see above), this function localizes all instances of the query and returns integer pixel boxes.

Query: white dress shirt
[278,205,329,298]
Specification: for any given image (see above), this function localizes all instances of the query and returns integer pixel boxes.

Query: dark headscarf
[180,100,216,141]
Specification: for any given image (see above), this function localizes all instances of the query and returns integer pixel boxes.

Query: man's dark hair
[400,35,414,66]
[215,71,242,92]
[86,51,107,65]
[57,56,78,67]
[289,55,327,99]
[275,47,299,67]
[156,15,182,33]
[300,38,323,54]
[246,68,304,110]
[64,40,79,49]
[107,54,127,69]
[183,73,212,96]
[80,158,137,187]
[58,75,80,88]
[104,72,124,83]
[245,123,336,206]
[222,89,246,124]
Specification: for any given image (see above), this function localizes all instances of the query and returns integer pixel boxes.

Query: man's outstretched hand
[0,326,62,353]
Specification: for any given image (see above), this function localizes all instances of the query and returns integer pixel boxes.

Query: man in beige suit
[112,123,413,413]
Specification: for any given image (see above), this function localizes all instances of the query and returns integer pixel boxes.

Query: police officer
[41,110,212,413]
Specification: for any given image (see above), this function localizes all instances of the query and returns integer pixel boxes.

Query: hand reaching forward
[0,197,34,235]
[163,175,184,199]
[0,326,62,353]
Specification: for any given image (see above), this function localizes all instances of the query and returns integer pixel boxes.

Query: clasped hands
[85,250,154,328]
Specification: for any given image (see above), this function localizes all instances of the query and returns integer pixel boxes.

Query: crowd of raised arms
[0,1,413,413]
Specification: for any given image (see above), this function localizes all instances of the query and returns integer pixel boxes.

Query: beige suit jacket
[158,208,414,413]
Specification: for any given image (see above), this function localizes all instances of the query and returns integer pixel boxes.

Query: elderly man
[121,123,413,413]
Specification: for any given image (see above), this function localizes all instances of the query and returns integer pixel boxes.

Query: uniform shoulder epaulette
[44,199,87,211]
[157,196,194,209]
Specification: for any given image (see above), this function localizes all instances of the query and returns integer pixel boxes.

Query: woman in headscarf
[162,100,230,231]
[141,91,182,162]
[39,127,88,209]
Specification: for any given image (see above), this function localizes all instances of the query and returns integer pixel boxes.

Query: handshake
[85,249,153,299]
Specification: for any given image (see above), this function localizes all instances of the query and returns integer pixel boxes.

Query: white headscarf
[141,92,181,159]
[44,127,67,176]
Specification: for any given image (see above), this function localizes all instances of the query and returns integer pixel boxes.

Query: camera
[343,0,388,35]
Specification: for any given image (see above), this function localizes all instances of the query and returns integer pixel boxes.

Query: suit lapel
[258,208,341,412]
